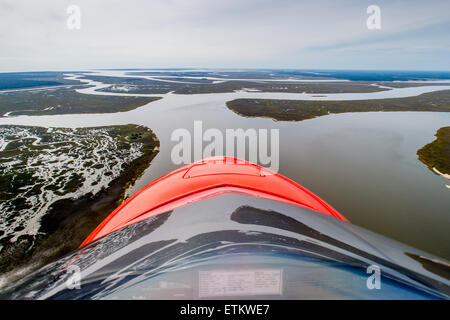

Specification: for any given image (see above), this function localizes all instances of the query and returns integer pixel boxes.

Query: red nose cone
[80,157,348,247]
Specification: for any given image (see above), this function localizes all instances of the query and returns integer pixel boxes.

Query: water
[0,74,449,259]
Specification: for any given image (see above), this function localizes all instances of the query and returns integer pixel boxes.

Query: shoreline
[1,72,450,124]
[0,125,160,288]
[417,126,450,189]
[432,168,450,189]
[225,89,450,122]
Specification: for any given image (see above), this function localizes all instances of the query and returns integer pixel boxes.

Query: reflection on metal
[1,194,448,299]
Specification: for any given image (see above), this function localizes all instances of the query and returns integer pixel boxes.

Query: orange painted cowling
[80,157,348,247]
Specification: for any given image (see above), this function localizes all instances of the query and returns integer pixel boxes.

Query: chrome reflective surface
[1,194,449,299]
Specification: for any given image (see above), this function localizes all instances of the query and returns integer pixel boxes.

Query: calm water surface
[1,79,449,259]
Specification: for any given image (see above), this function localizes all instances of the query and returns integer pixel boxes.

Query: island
[0,124,159,282]
[226,90,450,122]
[97,79,391,95]
[0,87,161,117]
[417,126,450,180]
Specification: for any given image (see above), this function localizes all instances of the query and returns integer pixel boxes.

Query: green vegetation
[174,81,390,94]
[417,126,450,175]
[226,89,450,122]
[82,71,449,95]
[0,87,160,116]
[99,80,390,95]
[0,124,160,279]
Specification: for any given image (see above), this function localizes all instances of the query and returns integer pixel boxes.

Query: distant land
[0,72,81,91]
[0,87,160,117]
[2,69,450,91]
[226,89,450,122]
[271,69,450,82]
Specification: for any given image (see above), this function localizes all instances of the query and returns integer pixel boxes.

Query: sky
[0,0,449,72]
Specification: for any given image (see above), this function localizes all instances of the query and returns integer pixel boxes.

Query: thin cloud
[0,0,449,71]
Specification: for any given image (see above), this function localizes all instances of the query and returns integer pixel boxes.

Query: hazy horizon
[1,0,449,72]
[3,67,450,72]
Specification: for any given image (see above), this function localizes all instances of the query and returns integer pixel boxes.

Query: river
[0,71,449,259]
